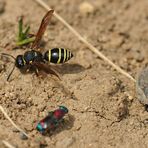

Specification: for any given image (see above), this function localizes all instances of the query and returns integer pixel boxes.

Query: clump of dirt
[0,0,148,148]
[0,0,5,14]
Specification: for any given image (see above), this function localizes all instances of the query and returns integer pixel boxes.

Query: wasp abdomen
[44,48,73,64]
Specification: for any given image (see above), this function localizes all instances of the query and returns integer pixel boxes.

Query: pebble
[128,95,133,101]
[20,132,28,140]
[75,124,82,131]
[12,128,19,133]
[79,2,95,15]
[134,53,144,62]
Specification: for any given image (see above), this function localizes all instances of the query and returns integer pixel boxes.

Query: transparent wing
[32,62,61,79]
[31,10,54,50]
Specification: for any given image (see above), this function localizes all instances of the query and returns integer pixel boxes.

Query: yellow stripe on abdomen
[63,48,67,63]
[48,49,51,62]
[66,49,69,61]
[57,48,61,63]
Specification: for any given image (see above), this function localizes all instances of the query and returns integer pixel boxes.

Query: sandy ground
[0,0,148,148]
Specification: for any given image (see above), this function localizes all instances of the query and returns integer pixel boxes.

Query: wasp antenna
[1,53,16,61]
[7,64,16,81]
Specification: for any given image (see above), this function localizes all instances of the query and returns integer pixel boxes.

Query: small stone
[84,106,90,112]
[12,128,19,133]
[134,53,144,62]
[75,124,81,131]
[20,132,28,140]
[79,2,95,15]
[97,35,108,43]
[128,95,133,101]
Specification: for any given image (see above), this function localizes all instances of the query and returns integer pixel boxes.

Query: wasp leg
[32,62,61,80]
[31,65,39,76]
[31,64,47,78]
[47,66,61,80]
[35,67,39,76]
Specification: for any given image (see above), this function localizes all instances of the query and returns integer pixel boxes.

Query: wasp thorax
[24,50,43,64]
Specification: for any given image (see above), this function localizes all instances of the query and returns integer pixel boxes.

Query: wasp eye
[15,55,25,68]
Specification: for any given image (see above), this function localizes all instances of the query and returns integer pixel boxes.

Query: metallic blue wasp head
[59,106,69,113]
[15,55,25,68]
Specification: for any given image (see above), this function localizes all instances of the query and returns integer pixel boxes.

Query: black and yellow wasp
[2,10,73,81]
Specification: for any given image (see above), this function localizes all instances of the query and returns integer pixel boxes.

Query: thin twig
[2,140,16,148]
[33,0,136,82]
[0,105,29,138]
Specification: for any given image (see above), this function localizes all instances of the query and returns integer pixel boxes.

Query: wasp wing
[31,10,54,50]
[32,62,61,79]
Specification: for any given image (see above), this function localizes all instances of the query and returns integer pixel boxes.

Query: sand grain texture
[0,0,148,148]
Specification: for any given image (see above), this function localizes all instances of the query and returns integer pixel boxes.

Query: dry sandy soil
[0,0,148,148]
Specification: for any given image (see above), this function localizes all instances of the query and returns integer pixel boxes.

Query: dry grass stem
[2,140,16,148]
[0,105,29,138]
[34,0,136,82]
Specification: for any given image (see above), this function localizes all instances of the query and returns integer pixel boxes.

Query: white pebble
[79,2,95,15]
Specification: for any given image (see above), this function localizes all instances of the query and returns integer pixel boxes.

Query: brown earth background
[0,0,148,148]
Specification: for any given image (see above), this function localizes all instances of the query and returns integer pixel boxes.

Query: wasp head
[15,55,25,68]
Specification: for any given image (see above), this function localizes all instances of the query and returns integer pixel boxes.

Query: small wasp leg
[48,67,61,80]
[33,62,61,80]
[33,66,39,76]
[34,66,47,78]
